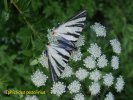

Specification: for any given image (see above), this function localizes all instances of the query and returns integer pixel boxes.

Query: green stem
[90,96,93,100]
[4,0,8,11]
[11,0,40,36]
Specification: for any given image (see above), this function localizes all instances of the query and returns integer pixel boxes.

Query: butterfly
[45,10,86,83]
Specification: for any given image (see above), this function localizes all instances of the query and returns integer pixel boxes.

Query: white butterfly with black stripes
[45,10,86,83]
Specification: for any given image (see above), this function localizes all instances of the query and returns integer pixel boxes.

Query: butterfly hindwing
[46,44,71,83]
[53,10,86,42]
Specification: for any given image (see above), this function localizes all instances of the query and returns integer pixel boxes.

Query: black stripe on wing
[77,20,86,24]
[57,32,80,42]
[57,37,76,51]
[48,58,59,83]
[66,24,84,28]
[56,51,69,61]
[66,32,80,38]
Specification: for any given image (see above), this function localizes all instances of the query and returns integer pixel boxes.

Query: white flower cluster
[25,95,39,100]
[75,68,89,81]
[111,56,119,70]
[104,92,114,100]
[115,76,124,92]
[75,35,85,47]
[91,22,106,37]
[71,48,82,61]
[97,54,108,68]
[83,56,96,69]
[73,93,85,100]
[89,69,101,82]
[61,65,73,78]
[110,39,121,54]
[71,35,85,61]
[51,82,66,96]
[68,80,81,93]
[31,69,48,87]
[38,52,48,69]
[87,43,102,58]
[89,82,100,95]
[103,73,114,87]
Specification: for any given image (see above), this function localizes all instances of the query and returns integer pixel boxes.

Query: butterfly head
[48,27,56,35]
[49,27,56,36]
[46,43,50,46]
[51,30,57,36]
[51,31,56,35]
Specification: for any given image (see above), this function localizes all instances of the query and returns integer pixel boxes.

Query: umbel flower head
[111,56,119,70]
[31,69,48,87]
[87,43,102,58]
[104,92,114,100]
[68,80,81,93]
[51,82,66,96]
[75,35,85,47]
[89,82,100,95]
[115,76,125,92]
[103,73,114,87]
[75,68,89,81]
[89,69,101,82]
[97,54,108,68]
[110,39,121,54]
[91,22,106,37]
[83,56,96,70]
[38,52,48,69]
[61,65,73,78]
[73,93,85,100]
[71,48,82,61]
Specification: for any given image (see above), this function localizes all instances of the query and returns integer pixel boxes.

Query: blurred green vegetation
[0,0,133,100]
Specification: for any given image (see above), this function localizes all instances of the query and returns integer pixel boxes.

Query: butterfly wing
[57,36,76,50]
[53,10,86,42]
[46,43,71,83]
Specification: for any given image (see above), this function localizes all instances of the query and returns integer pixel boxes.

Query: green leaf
[30,59,38,66]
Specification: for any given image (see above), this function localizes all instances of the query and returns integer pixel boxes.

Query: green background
[0,0,133,100]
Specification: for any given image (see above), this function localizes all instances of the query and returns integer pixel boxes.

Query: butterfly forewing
[54,10,86,42]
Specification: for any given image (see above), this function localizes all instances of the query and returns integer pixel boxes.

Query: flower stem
[11,0,40,36]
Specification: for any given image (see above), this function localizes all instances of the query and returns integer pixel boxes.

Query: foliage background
[0,0,133,100]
